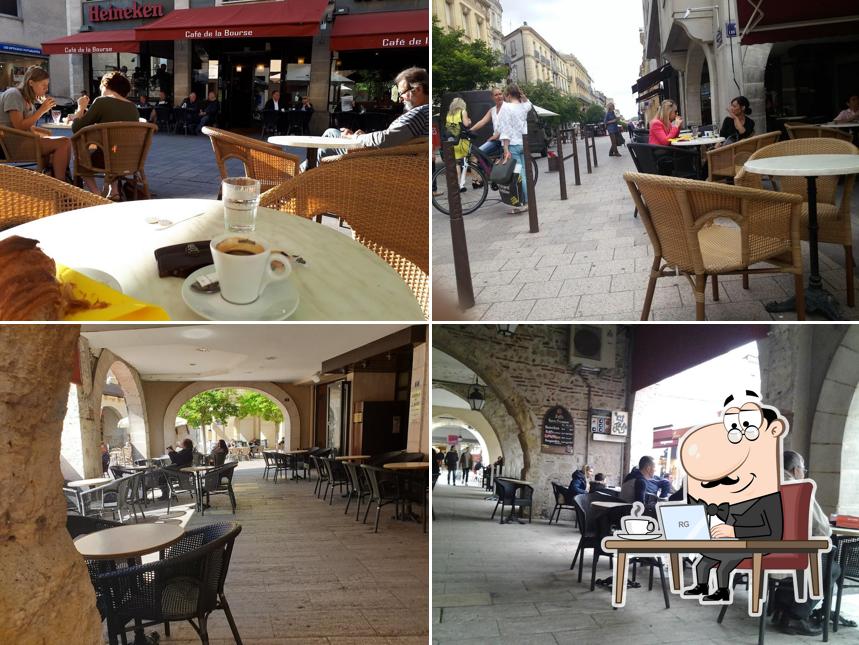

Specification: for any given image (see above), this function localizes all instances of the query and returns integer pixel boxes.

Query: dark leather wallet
[154,241,213,278]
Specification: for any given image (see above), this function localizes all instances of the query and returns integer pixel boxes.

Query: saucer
[615,532,662,541]
[72,267,122,293]
[181,265,299,321]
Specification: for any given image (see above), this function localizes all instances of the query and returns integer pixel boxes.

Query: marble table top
[671,136,725,147]
[744,154,859,177]
[268,135,364,149]
[0,198,422,321]
[821,122,859,128]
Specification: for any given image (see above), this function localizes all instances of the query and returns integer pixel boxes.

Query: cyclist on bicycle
[445,97,472,192]
[469,87,505,161]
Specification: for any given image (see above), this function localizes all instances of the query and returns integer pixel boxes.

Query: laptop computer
[658,504,712,540]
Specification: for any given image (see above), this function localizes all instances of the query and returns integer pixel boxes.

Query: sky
[501,0,646,119]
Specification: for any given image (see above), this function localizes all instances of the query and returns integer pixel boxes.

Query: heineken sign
[88,2,165,22]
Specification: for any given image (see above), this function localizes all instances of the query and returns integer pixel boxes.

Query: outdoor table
[822,525,859,641]
[669,136,725,147]
[282,449,309,480]
[267,134,364,169]
[336,455,371,461]
[494,477,534,524]
[603,537,830,614]
[0,198,422,321]
[67,477,112,488]
[74,523,184,560]
[591,501,631,509]
[384,462,429,525]
[744,154,859,319]
[180,465,217,512]
[823,122,859,129]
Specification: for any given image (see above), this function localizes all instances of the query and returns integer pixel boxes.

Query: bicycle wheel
[529,156,539,184]
[431,161,488,215]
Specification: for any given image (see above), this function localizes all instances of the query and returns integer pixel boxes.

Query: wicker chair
[785,123,854,143]
[0,125,45,170]
[201,126,300,196]
[706,132,781,182]
[735,138,858,305]
[94,522,242,645]
[624,171,806,320]
[70,121,157,199]
[259,141,429,317]
[0,164,110,230]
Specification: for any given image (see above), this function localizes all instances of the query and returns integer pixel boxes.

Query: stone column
[310,17,333,135]
[173,0,192,100]
[0,325,102,644]
[407,342,428,454]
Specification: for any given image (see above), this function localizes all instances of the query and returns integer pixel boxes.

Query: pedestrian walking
[444,446,459,485]
[497,83,531,214]
[460,449,473,484]
[605,102,622,157]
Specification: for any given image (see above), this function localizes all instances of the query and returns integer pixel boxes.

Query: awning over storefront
[652,427,690,449]
[330,10,428,51]
[42,29,139,55]
[737,0,859,45]
[135,0,327,41]
[631,64,672,95]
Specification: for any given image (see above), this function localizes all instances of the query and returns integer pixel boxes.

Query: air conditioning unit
[569,325,616,370]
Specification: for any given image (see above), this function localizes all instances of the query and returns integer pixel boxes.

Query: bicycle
[432,131,539,215]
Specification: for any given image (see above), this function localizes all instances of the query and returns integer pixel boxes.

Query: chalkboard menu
[542,405,574,448]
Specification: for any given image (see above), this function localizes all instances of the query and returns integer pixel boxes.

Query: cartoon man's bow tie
[698,500,731,522]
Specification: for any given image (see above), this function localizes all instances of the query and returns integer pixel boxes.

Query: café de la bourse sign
[83,0,175,30]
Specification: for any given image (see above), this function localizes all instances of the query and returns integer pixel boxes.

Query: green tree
[519,81,584,125]
[432,17,508,106]
[236,392,283,424]
[179,389,240,444]
[583,103,607,124]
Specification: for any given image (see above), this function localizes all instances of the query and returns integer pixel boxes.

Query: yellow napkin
[57,265,170,321]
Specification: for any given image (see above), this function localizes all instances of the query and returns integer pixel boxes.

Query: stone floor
[432,135,859,321]
[110,460,428,645]
[431,482,859,645]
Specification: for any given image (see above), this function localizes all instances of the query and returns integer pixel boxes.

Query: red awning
[737,0,859,45]
[135,0,327,41]
[330,10,428,51]
[652,427,690,449]
[42,30,139,55]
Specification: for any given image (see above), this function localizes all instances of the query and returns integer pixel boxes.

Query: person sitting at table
[211,439,228,467]
[137,94,151,110]
[67,70,139,196]
[100,442,110,475]
[620,456,659,504]
[569,464,592,496]
[179,91,200,133]
[148,89,170,123]
[648,100,682,146]
[719,95,755,143]
[196,90,219,135]
[169,438,195,468]
[311,67,428,167]
[300,96,314,112]
[264,90,283,112]
[834,95,859,123]
[0,66,72,180]
[590,472,607,493]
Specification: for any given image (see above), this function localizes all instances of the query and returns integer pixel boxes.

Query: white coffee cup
[210,233,291,304]
[623,517,656,535]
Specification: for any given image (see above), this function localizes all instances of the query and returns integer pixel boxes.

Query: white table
[591,501,632,509]
[267,135,365,168]
[670,136,725,147]
[744,154,859,319]
[0,198,422,320]
[40,122,74,136]
[822,122,859,128]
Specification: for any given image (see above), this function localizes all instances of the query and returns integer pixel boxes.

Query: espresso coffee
[215,237,265,257]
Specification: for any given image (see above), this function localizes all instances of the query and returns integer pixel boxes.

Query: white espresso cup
[623,517,656,535]
[210,233,291,304]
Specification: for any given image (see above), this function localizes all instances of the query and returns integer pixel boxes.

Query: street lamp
[467,378,486,411]
[496,324,518,337]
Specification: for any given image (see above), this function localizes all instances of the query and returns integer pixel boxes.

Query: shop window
[0,0,19,17]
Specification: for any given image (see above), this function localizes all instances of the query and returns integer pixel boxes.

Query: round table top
[74,523,185,560]
[671,136,725,147]
[268,135,365,149]
[282,449,309,455]
[744,154,859,177]
[67,477,112,488]
[180,466,217,473]
[384,462,429,470]
[336,455,371,461]
[0,199,422,321]
[494,477,533,486]
[591,500,633,508]
[776,115,808,121]
[822,121,859,128]
[41,122,73,130]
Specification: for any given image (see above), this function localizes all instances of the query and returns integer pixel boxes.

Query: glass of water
[51,109,61,124]
[222,177,260,232]
[691,125,699,138]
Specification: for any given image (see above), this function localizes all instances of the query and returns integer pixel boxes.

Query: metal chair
[261,451,275,480]
[833,536,859,634]
[272,452,289,483]
[361,465,400,533]
[201,462,238,515]
[260,109,281,138]
[323,458,349,505]
[549,482,577,526]
[342,461,371,520]
[570,493,613,591]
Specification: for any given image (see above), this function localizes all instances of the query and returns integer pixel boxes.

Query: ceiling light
[467,377,486,412]
[496,324,518,337]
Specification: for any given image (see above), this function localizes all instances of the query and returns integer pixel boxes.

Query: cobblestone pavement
[432,135,859,321]
[123,460,428,645]
[432,483,859,645]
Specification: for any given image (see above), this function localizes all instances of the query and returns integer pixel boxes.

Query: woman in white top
[469,86,505,158]
[497,83,531,213]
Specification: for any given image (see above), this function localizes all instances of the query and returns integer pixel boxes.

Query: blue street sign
[726,21,737,38]
[0,42,44,57]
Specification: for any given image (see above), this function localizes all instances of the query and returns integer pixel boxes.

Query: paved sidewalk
[432,135,859,321]
[432,483,859,645]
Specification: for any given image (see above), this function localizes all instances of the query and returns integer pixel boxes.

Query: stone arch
[810,327,859,515]
[431,385,504,464]
[431,344,536,480]
[100,405,124,448]
[163,381,300,453]
[91,350,149,461]
[684,41,710,126]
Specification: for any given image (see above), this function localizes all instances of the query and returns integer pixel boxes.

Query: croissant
[0,236,64,320]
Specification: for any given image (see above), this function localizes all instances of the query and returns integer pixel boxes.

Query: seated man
[264,90,283,112]
[169,437,194,467]
[196,90,219,134]
[590,472,607,493]
[149,89,170,123]
[312,66,428,166]
[620,455,656,504]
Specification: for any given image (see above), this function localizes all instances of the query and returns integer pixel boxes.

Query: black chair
[261,451,275,480]
[342,461,371,520]
[833,536,859,632]
[627,142,700,179]
[490,479,532,524]
[154,105,172,132]
[632,128,650,143]
[272,452,289,483]
[163,465,196,504]
[66,513,122,539]
[261,109,281,138]
[549,482,577,526]
[324,458,349,505]
[310,454,329,497]
[367,450,406,467]
[361,465,400,533]
[570,493,614,591]
[201,462,238,515]
[94,522,243,645]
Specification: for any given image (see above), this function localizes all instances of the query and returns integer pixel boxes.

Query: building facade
[560,52,594,104]
[432,0,503,52]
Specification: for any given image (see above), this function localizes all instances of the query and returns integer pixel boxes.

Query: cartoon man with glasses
[679,390,787,604]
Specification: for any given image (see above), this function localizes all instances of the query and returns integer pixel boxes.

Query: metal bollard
[571,130,581,186]
[585,126,593,174]
[441,137,475,309]
[556,132,568,201]
[522,135,539,233]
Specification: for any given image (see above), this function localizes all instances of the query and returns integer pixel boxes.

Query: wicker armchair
[624,171,805,320]
[706,132,781,182]
[71,121,157,199]
[259,141,429,317]
[94,522,242,645]
[0,124,46,171]
[735,138,858,305]
[0,164,109,230]
[785,123,853,142]
[202,126,300,196]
